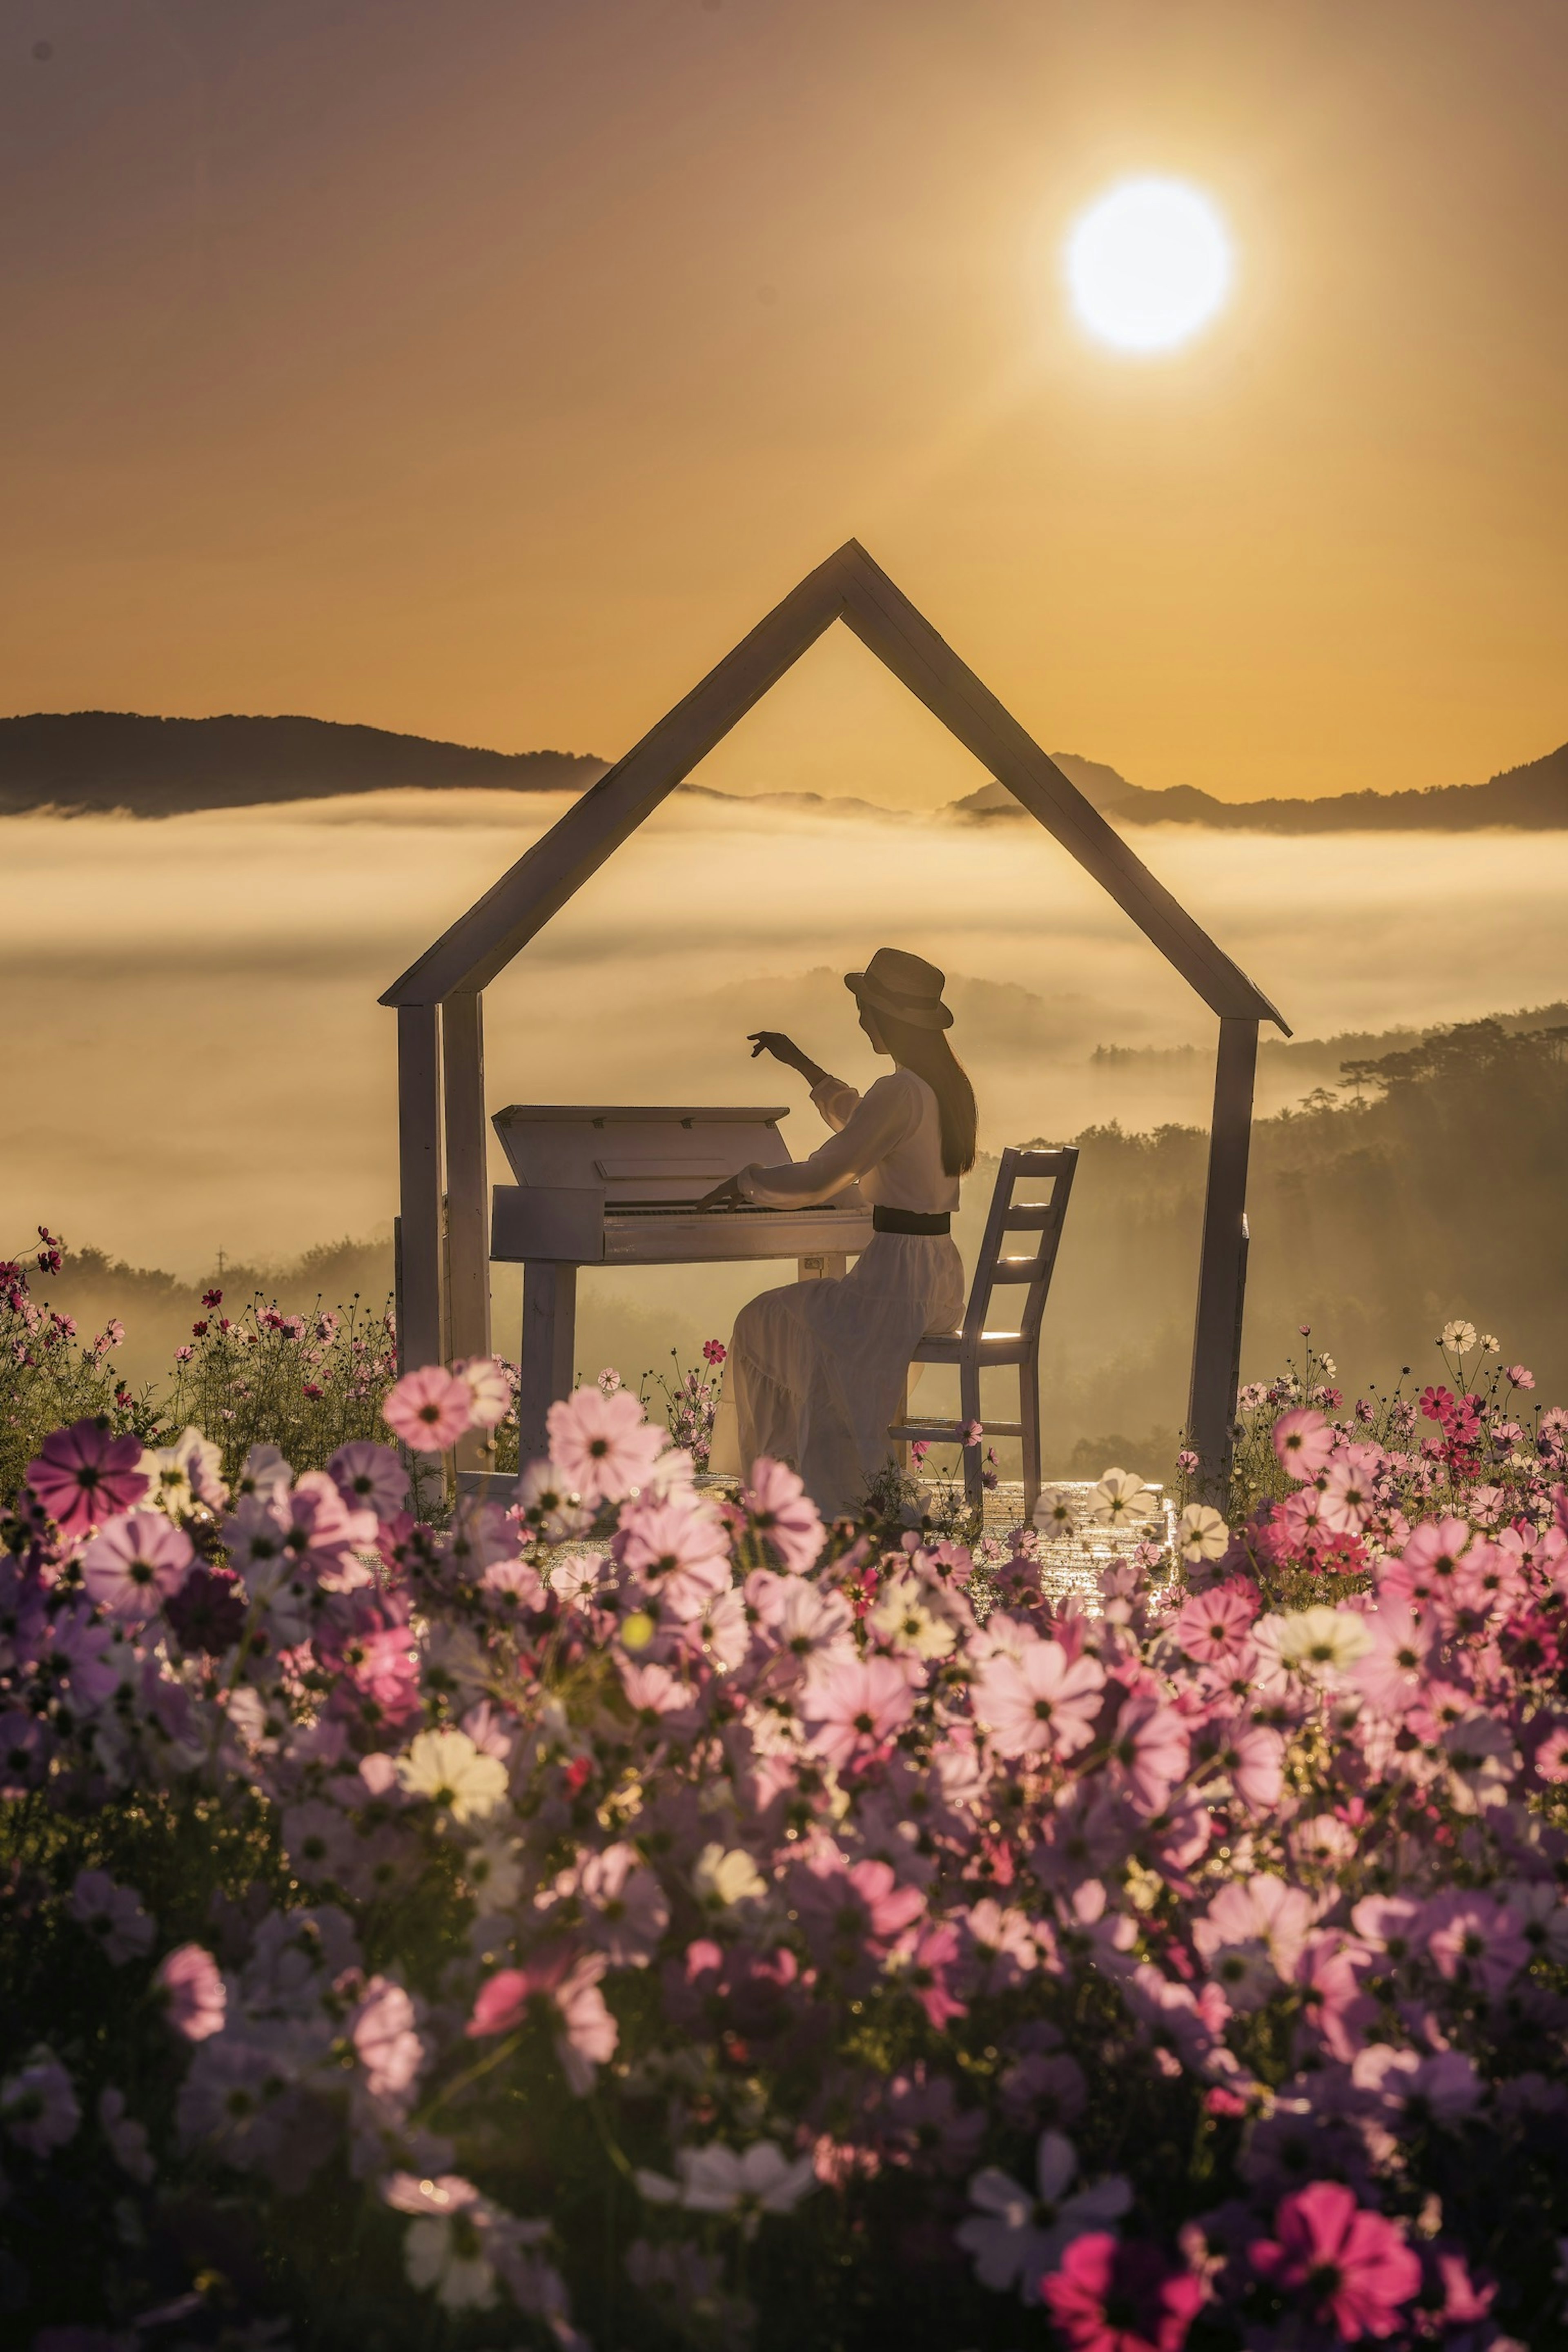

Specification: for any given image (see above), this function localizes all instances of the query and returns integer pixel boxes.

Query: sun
[1064,178,1234,355]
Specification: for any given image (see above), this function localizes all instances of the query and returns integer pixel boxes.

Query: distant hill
[0,712,608,815]
[954,741,1568,831]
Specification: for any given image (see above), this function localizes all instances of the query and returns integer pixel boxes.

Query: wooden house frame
[381,540,1289,1488]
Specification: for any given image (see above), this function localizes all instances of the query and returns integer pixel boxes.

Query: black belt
[873,1207,951,1235]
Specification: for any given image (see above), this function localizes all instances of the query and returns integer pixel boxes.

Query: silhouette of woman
[703,948,974,1516]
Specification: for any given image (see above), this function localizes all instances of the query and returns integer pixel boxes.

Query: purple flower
[1,2051,80,2154]
[69,1869,154,1965]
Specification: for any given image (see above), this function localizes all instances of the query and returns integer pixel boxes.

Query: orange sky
[3,0,1565,805]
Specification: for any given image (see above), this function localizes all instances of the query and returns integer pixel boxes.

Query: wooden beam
[836,544,1287,1030]
[517,1262,577,1466]
[381,550,854,1007]
[396,1003,443,1376]
[1187,1016,1260,1498]
[441,992,492,1470]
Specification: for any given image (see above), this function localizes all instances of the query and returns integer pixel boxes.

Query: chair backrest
[960,1145,1078,1345]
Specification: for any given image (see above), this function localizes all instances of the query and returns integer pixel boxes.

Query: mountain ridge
[2,709,1565,830]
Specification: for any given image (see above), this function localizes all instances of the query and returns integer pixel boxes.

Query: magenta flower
[384,1363,473,1452]
[1042,2231,1204,2352]
[466,1946,618,2093]
[1272,1408,1335,1481]
[1250,2181,1420,2341]
[80,1510,194,1621]
[743,1456,824,1575]
[547,1385,666,1505]
[975,1639,1106,1762]
[802,1654,915,1768]
[154,1942,227,2041]
[27,1418,148,1534]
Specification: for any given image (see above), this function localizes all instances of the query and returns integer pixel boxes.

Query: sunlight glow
[1064,178,1234,354]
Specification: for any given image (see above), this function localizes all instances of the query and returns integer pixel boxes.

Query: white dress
[708,1068,965,1516]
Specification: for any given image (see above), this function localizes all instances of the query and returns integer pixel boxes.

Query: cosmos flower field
[3,1296,1567,2351]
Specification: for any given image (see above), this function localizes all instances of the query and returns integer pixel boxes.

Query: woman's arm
[728,1074,920,1208]
[748,1031,831,1088]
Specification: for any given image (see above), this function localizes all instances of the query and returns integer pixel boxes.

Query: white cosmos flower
[1440,1320,1479,1355]
[1090,1468,1156,1528]
[1441,1714,1518,1813]
[637,2142,818,2236]
[692,1844,766,1909]
[1277,1606,1373,1679]
[869,1572,956,1659]
[1033,1487,1076,1538]
[464,1832,526,1911]
[395,1729,508,1824]
[139,1425,227,1515]
[1178,1503,1229,1564]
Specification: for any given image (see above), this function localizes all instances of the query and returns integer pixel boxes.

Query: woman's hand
[748,1032,829,1085]
[697,1173,749,1212]
[748,1030,806,1069]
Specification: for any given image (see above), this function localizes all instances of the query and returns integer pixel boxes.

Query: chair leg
[1019,1352,1042,1521]
[960,1353,983,1511]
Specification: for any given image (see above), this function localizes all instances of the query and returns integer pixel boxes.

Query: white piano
[490,1105,874,1459]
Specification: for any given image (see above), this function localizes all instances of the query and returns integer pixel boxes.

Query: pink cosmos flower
[454,1354,512,1430]
[802,1654,915,1768]
[892,1919,968,2028]
[1174,1583,1256,1664]
[1250,2181,1420,2341]
[1423,1890,1529,1995]
[384,1364,473,1452]
[1535,1724,1568,1782]
[1318,1445,1383,1534]
[743,1456,824,1574]
[547,1386,666,1505]
[1107,1697,1189,1815]
[154,1943,227,2041]
[1204,1716,1285,1813]
[350,1976,425,2100]
[1349,1604,1434,1716]
[328,1439,409,1519]
[576,1842,671,1966]
[792,1851,926,1962]
[1042,2231,1205,2352]
[1272,1408,1335,1481]
[80,1510,194,1621]
[466,1945,617,2094]
[975,1639,1106,1762]
[615,1497,731,1621]
[27,1417,148,1534]
[1504,1364,1535,1390]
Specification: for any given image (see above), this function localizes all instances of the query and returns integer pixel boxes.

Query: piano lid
[492,1104,794,1204]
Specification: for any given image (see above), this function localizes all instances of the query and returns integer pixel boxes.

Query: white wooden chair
[888,1144,1078,1516]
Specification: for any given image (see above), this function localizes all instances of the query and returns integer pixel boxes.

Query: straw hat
[845,947,953,1032]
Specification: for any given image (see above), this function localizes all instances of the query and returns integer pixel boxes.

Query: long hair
[877,1013,978,1177]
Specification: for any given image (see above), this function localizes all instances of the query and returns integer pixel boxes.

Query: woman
[703,947,975,1517]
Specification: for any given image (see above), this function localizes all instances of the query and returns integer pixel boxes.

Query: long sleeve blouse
[736,1069,960,1215]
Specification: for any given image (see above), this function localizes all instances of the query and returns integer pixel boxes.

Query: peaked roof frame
[384,539,1285,1023]
[385,541,1289,1494]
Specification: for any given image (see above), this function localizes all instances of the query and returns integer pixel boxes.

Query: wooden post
[441,992,493,1471]
[517,1262,577,1467]
[396,1003,443,1376]
[1187,1017,1258,1500]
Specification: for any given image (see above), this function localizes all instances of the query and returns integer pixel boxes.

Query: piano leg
[518,1260,579,1466]
[796,1252,847,1283]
